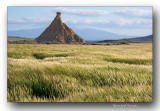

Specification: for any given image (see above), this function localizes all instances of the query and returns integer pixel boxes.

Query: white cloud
[113,8,152,18]
[8,18,26,23]
[135,19,152,24]
[118,19,134,26]
[64,18,109,24]
[47,7,152,19]
[83,18,108,24]
[114,18,152,27]
[48,7,110,16]
[8,7,152,30]
[63,19,78,24]
[8,18,48,24]
[65,17,152,29]
[115,18,152,26]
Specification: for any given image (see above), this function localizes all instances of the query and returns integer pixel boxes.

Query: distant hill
[8,29,44,38]
[73,28,132,40]
[8,28,132,41]
[8,27,152,42]
[98,35,152,43]
[128,35,152,41]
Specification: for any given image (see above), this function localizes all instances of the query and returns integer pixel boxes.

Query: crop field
[7,43,152,102]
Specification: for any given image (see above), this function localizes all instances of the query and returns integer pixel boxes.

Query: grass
[8,36,34,41]
[32,53,73,59]
[33,53,52,59]
[7,43,152,102]
[104,57,152,65]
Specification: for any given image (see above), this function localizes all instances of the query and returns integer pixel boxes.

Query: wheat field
[7,43,152,102]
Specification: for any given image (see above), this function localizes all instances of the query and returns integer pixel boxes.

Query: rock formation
[36,12,85,44]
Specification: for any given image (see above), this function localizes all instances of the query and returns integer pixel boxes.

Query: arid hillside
[36,12,85,44]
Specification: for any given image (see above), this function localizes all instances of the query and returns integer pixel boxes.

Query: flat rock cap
[56,12,61,15]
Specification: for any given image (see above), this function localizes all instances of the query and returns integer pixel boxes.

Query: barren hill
[36,12,85,44]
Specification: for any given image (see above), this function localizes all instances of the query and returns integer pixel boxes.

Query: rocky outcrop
[36,12,85,44]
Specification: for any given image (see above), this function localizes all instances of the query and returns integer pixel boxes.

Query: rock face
[36,12,85,44]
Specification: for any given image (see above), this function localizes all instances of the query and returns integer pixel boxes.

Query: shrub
[33,53,52,59]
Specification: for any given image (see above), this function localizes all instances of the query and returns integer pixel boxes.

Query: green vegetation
[32,53,74,59]
[33,53,52,59]
[8,36,36,44]
[104,57,152,65]
[8,36,34,41]
[7,43,152,102]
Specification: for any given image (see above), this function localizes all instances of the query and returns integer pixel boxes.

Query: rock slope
[36,12,85,44]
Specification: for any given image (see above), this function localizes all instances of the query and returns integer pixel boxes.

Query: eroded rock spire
[36,12,85,44]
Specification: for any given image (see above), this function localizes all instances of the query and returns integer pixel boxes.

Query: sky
[8,7,152,37]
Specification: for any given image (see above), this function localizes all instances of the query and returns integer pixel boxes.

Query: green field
[8,36,34,41]
[7,43,152,102]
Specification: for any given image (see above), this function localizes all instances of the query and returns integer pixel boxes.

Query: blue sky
[8,7,152,36]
